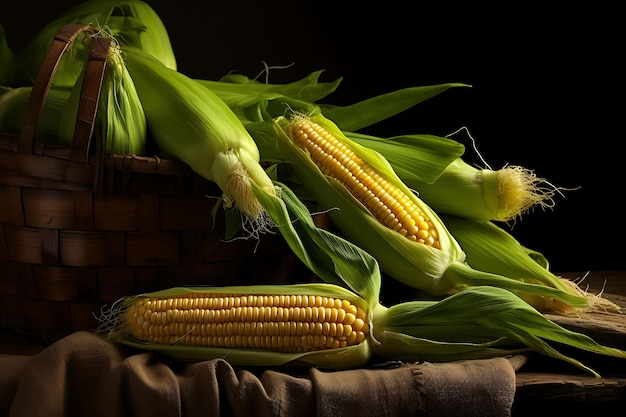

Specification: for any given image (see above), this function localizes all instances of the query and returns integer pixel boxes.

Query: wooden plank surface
[513,270,626,415]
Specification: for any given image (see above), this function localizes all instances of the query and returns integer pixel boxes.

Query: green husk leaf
[523,246,551,270]
[373,331,530,361]
[373,286,626,377]
[0,85,71,142]
[320,83,470,132]
[117,336,372,369]
[440,215,619,313]
[251,181,381,309]
[441,215,576,293]
[196,70,341,111]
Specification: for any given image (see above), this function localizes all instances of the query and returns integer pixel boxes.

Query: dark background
[1,1,624,273]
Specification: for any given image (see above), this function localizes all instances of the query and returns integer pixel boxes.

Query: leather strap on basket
[18,23,112,163]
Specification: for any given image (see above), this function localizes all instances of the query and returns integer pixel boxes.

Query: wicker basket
[0,24,317,343]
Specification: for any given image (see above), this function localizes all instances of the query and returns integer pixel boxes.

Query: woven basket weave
[0,24,317,343]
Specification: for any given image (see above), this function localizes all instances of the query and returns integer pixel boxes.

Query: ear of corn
[97,38,147,155]
[99,283,626,377]
[439,214,620,314]
[273,112,589,309]
[372,286,626,378]
[15,0,176,87]
[289,117,442,247]
[122,45,277,233]
[274,111,463,287]
[58,34,147,155]
[99,283,375,369]
[346,132,561,222]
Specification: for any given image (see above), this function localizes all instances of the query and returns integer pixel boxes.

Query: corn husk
[440,214,621,314]
[196,70,342,117]
[0,85,71,142]
[123,45,277,234]
[372,285,626,378]
[318,83,470,132]
[58,35,146,155]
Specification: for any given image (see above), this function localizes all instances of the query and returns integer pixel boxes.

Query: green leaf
[197,70,341,111]
[320,83,471,131]
[373,286,626,377]
[252,182,381,309]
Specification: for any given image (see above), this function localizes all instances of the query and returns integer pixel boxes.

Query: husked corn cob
[125,292,369,352]
[100,284,375,369]
[290,116,440,247]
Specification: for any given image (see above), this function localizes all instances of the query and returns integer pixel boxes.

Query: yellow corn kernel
[124,293,370,353]
[290,118,440,247]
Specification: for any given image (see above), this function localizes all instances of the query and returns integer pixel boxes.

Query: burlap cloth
[1,331,525,416]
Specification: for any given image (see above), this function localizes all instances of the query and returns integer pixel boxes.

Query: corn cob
[125,291,369,351]
[99,284,626,377]
[100,283,375,369]
[290,117,440,246]
[273,112,589,310]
